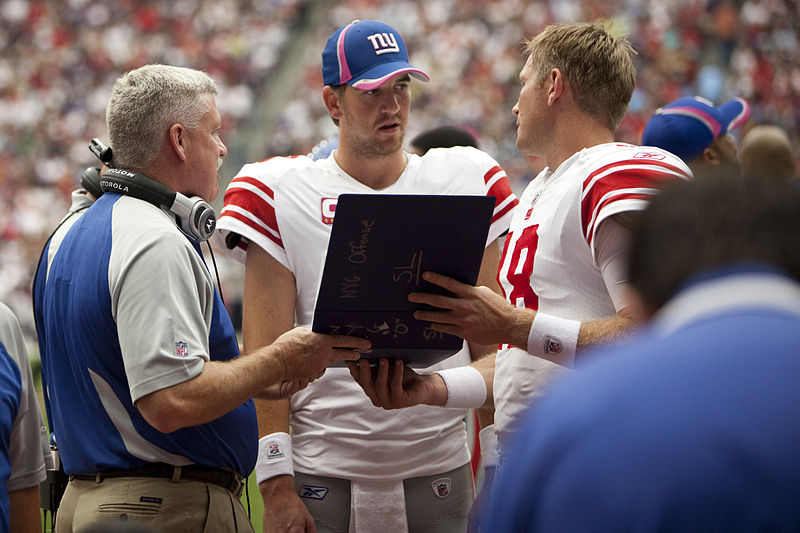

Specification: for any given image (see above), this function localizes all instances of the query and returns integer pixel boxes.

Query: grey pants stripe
[293,463,473,533]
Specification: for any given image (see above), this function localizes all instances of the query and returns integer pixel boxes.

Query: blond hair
[525,21,636,132]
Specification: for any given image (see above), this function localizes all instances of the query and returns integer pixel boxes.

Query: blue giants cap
[641,96,750,163]
[322,20,430,90]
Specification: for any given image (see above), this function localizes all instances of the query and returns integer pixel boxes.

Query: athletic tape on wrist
[434,366,487,408]
[255,432,293,484]
[527,312,581,367]
[478,425,499,468]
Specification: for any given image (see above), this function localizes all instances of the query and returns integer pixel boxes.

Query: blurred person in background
[409,125,479,156]
[0,302,49,533]
[641,96,750,175]
[738,124,798,183]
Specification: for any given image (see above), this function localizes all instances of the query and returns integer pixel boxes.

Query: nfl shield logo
[431,477,451,499]
[267,440,284,460]
[175,341,188,357]
[544,336,562,354]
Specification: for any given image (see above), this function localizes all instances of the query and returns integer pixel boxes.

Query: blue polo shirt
[39,192,257,476]
[486,269,800,532]
[0,342,21,533]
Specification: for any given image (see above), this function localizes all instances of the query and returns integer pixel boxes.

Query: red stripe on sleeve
[484,165,518,222]
[492,197,519,224]
[221,210,283,249]
[584,191,652,245]
[222,181,281,245]
[581,161,688,242]
[582,158,689,189]
[227,176,275,200]
[483,165,504,185]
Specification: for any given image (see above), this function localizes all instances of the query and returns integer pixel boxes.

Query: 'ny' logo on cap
[366,33,399,55]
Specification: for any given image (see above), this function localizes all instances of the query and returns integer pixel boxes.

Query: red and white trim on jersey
[581,155,691,249]
[485,165,518,224]
[221,176,283,249]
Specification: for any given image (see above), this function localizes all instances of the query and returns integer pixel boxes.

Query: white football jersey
[493,143,691,452]
[218,146,517,481]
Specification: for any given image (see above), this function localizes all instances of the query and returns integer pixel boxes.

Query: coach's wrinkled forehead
[321,20,430,91]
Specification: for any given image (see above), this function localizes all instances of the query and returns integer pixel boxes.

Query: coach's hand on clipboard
[256,327,371,400]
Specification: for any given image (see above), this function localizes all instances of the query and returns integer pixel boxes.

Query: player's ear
[700,145,719,165]
[547,68,564,106]
[322,86,344,122]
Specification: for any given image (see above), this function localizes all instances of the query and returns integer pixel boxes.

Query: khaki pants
[55,476,253,533]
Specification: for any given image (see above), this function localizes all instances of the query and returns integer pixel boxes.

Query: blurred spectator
[0,0,302,336]
[641,96,749,174]
[0,302,49,533]
[409,125,479,155]
[307,134,338,161]
[739,124,798,182]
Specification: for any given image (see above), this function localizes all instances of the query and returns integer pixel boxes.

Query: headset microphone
[79,138,115,199]
[99,168,217,241]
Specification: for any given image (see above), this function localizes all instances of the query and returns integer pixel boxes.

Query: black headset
[80,166,104,199]
[99,167,217,241]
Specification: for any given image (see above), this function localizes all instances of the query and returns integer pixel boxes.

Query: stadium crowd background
[1,0,798,349]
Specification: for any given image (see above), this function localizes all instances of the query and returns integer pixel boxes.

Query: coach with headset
[36,64,370,533]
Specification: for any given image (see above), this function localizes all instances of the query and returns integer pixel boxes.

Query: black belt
[71,463,244,497]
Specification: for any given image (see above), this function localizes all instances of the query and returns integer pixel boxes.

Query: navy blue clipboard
[312,194,495,367]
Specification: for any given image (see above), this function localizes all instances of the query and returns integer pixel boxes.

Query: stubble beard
[342,108,406,159]
[348,127,405,159]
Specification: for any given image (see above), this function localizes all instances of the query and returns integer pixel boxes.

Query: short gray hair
[106,64,217,170]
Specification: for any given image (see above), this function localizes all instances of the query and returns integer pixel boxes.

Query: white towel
[349,479,408,533]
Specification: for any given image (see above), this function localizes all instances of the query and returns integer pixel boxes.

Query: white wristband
[434,366,487,408]
[527,312,581,367]
[255,432,294,484]
[478,425,499,468]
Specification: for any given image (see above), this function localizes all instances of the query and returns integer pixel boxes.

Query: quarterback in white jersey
[218,19,519,533]
[218,144,516,519]
[493,142,691,449]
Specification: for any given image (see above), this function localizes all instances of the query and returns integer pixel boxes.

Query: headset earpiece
[99,168,217,241]
[80,167,104,199]
[171,193,217,241]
